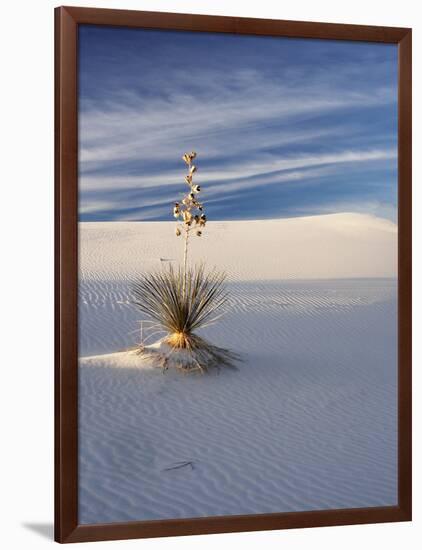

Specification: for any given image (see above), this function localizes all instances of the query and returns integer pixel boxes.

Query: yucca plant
[132,152,238,372]
[132,264,237,371]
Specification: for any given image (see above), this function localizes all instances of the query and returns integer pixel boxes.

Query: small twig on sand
[163,461,195,472]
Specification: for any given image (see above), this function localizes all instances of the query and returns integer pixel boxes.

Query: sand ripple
[79,278,397,523]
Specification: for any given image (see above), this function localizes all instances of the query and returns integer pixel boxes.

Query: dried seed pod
[183,210,192,223]
[174,152,206,247]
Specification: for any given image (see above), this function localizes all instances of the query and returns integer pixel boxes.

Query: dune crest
[80,213,397,282]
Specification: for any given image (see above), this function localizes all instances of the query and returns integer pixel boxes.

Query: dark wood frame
[55,5,412,544]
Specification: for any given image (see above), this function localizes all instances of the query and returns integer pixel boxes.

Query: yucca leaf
[132,264,229,335]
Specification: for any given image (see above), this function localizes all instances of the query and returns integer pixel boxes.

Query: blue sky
[78,25,398,222]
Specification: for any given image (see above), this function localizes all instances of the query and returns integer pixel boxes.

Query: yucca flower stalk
[174,151,206,297]
[132,152,238,372]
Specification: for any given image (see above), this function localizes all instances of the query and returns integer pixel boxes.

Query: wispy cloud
[80,148,396,192]
[79,68,394,168]
[78,27,398,221]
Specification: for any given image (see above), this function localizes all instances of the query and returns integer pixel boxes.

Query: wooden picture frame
[55,5,412,543]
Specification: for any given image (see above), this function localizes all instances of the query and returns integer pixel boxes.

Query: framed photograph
[55,6,412,543]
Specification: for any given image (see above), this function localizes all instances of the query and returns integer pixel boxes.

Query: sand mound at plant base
[81,340,237,373]
[79,349,155,370]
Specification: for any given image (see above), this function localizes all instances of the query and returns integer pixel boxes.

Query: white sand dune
[78,214,397,524]
[79,213,397,282]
